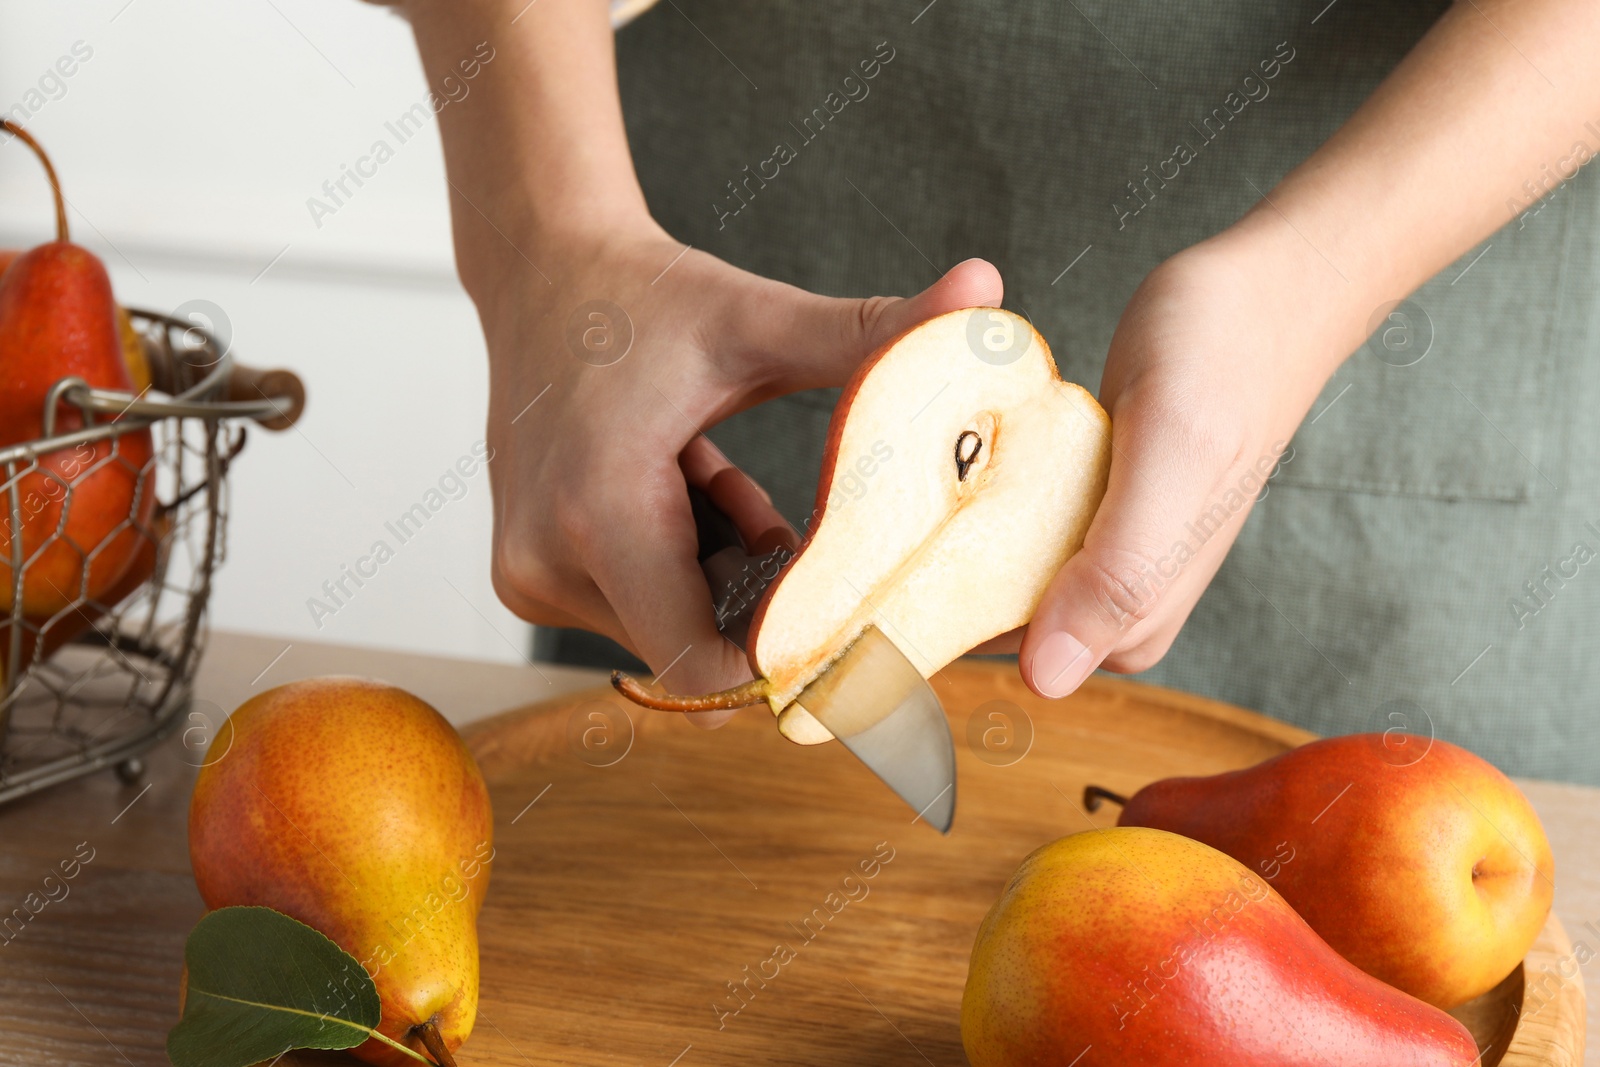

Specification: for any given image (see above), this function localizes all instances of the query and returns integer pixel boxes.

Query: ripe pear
[615,307,1111,744]
[0,510,166,689]
[116,306,152,393]
[0,249,149,391]
[1104,734,1553,1009]
[188,678,493,1066]
[962,828,1480,1067]
[0,121,155,620]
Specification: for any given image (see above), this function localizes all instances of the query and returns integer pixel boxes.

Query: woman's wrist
[1195,205,1395,388]
[401,0,662,299]
[451,182,663,300]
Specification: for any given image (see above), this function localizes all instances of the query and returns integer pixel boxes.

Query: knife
[689,486,957,833]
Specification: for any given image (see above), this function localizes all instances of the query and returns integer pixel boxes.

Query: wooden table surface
[0,630,1595,1066]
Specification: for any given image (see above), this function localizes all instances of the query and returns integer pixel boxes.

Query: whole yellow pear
[188,677,493,1066]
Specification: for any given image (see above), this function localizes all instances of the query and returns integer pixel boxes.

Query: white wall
[1,0,535,665]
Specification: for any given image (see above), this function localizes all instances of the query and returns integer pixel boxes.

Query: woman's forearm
[400,0,656,292]
[1216,0,1600,370]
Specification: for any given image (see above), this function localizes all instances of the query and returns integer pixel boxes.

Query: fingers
[679,435,796,552]
[491,533,631,642]
[491,562,653,665]
[881,257,1006,336]
[583,462,755,728]
[743,258,1005,392]
[707,467,800,555]
[1018,411,1251,700]
[676,438,797,728]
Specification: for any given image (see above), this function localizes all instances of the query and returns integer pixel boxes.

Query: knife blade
[689,484,957,832]
[793,625,956,833]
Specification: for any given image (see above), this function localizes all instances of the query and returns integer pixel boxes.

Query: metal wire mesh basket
[0,309,303,805]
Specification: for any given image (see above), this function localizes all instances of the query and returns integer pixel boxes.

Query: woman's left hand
[1008,225,1370,697]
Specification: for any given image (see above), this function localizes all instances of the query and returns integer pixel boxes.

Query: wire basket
[0,308,303,805]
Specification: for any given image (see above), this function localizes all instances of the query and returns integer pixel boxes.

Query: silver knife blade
[793,626,957,833]
[692,489,956,833]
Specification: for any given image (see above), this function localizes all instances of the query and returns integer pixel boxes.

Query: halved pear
[614,307,1111,743]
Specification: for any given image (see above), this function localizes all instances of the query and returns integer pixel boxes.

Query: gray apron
[611,0,1600,783]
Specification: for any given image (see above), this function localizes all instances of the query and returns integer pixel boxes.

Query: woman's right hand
[472,221,1002,707]
[401,0,998,706]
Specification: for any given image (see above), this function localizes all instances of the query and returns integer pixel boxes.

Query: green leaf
[168,905,391,1067]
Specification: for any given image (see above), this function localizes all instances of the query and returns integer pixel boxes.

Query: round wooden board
[423,660,1581,1067]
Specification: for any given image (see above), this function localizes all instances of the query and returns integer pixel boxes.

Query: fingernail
[686,708,738,730]
[1033,631,1095,698]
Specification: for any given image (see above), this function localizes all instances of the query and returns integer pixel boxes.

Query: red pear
[0,509,168,688]
[0,121,155,620]
[1107,734,1554,1008]
[1,248,148,390]
[962,828,1480,1066]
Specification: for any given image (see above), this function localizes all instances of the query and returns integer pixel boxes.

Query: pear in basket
[0,120,155,621]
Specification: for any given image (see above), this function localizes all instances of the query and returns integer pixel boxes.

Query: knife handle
[687,483,742,561]
[688,484,790,651]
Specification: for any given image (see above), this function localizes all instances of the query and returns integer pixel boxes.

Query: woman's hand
[401,0,1001,709]
[1015,225,1366,698]
[1009,0,1600,699]
[476,222,1003,707]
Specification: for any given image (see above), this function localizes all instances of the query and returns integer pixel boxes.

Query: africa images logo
[1112,41,1297,230]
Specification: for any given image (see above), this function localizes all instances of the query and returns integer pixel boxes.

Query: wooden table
[0,630,1594,1066]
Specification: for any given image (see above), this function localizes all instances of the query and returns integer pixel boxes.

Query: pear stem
[365,1028,436,1065]
[1082,784,1128,812]
[0,120,69,243]
[415,1020,459,1067]
[610,671,770,712]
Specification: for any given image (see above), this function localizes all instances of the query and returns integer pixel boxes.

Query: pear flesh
[615,308,1111,744]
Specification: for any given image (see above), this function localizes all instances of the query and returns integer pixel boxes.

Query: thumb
[1019,421,1242,699]
[758,258,1004,391]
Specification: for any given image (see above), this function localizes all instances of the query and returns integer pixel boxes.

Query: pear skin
[962,828,1479,1067]
[0,123,156,620]
[0,241,156,618]
[0,510,166,688]
[3,247,151,391]
[188,678,493,1066]
[115,306,151,394]
[1114,735,1554,1008]
[0,248,154,657]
